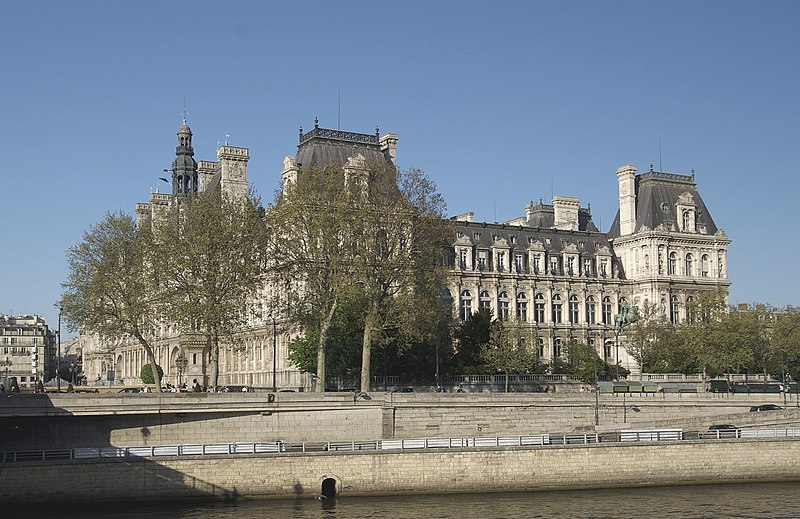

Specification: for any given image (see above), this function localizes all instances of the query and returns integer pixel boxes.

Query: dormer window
[682,210,693,232]
[473,232,481,240]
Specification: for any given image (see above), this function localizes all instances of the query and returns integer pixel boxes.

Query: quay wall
[2,393,799,451]
[2,439,800,504]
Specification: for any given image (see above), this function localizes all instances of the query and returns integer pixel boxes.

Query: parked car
[749,404,782,412]
[707,424,740,438]
[391,387,418,393]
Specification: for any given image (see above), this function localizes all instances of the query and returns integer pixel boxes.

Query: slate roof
[608,170,719,238]
[524,202,599,232]
[296,124,391,168]
[453,220,612,256]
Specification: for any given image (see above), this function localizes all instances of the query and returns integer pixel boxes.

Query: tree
[456,307,493,373]
[268,163,362,391]
[153,191,269,388]
[562,340,609,384]
[479,320,537,392]
[352,164,451,392]
[61,211,164,392]
[140,363,163,385]
[626,301,670,379]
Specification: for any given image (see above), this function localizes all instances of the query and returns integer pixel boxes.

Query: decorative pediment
[715,229,728,238]
[639,225,651,232]
[677,192,696,206]
[527,239,545,251]
[595,245,611,255]
[493,237,510,248]
[563,243,579,254]
[454,235,474,247]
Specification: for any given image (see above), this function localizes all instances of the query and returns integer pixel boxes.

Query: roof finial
[691,168,695,180]
[225,134,229,146]
[650,162,654,172]
[314,117,319,128]
[182,97,187,125]
[376,125,380,137]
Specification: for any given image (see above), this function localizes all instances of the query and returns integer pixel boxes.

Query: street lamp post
[594,354,600,426]
[57,307,62,392]
[272,316,277,392]
[69,362,76,385]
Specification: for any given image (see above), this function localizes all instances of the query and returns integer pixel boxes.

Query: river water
[31,482,800,518]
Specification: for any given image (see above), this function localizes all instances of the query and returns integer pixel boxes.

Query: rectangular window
[496,251,505,272]
[515,254,523,273]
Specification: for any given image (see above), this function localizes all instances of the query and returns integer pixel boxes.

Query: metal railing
[4,427,800,464]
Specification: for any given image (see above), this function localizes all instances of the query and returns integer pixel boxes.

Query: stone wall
[3,439,800,504]
[2,392,798,451]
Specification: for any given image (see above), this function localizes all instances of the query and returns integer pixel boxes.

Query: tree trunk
[134,332,162,393]
[316,299,338,393]
[504,370,509,393]
[360,299,379,393]
[210,333,219,389]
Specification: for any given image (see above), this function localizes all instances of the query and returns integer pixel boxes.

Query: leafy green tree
[626,301,670,379]
[140,363,163,385]
[350,164,452,392]
[153,191,269,388]
[769,307,800,381]
[61,211,164,391]
[268,163,359,392]
[456,307,493,373]
[479,320,537,392]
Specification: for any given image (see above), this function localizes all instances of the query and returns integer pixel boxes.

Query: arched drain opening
[321,478,337,499]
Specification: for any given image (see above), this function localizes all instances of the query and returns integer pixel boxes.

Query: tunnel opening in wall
[321,478,337,499]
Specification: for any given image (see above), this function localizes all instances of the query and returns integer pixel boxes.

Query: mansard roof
[523,201,599,232]
[296,121,391,168]
[452,220,613,256]
[608,168,719,238]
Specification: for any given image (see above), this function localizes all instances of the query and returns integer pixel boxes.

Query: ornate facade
[81,119,729,386]
[449,164,730,372]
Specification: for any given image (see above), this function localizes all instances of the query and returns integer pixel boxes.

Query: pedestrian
[192,379,202,392]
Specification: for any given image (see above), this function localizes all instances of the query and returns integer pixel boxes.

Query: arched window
[516,293,528,321]
[602,296,612,325]
[537,337,545,358]
[685,253,693,276]
[604,340,613,360]
[670,295,679,324]
[701,254,709,277]
[498,292,510,320]
[618,297,628,315]
[479,290,491,310]
[569,295,579,324]
[459,290,472,321]
[586,296,596,325]
[534,293,546,323]
[552,294,563,323]
[682,210,692,232]
[686,296,695,323]
[554,337,562,358]
[669,252,677,275]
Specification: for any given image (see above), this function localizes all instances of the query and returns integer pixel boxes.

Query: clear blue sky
[2,0,798,335]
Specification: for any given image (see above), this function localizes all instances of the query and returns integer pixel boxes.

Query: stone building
[82,118,729,386]
[450,163,730,372]
[0,314,54,389]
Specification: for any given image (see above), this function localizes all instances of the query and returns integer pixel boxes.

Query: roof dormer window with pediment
[676,192,697,233]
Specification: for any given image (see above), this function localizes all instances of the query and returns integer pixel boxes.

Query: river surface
[29,482,800,518]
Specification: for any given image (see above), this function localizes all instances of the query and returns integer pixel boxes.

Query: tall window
[515,254,524,273]
[586,296,596,325]
[670,295,679,324]
[599,258,608,277]
[550,256,559,275]
[568,295,579,324]
[554,337,562,358]
[478,251,487,270]
[686,296,695,323]
[496,251,505,272]
[459,290,472,321]
[498,292,510,320]
[682,210,692,232]
[459,249,468,270]
[533,256,541,274]
[516,293,528,321]
[552,294,563,323]
[537,337,545,358]
[701,254,709,277]
[479,290,491,310]
[602,297,612,325]
[534,293,546,323]
[685,253,693,276]
[567,257,575,276]
[604,340,613,360]
[584,258,592,276]
[669,252,677,275]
